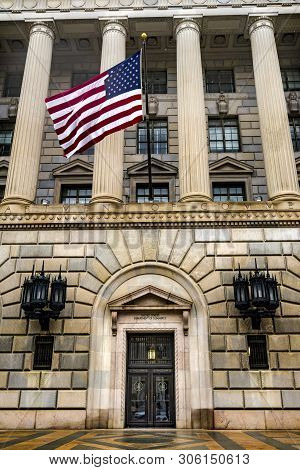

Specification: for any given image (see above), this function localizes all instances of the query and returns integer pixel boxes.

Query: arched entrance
[86,262,213,429]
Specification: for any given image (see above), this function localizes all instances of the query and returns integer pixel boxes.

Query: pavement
[0,429,300,450]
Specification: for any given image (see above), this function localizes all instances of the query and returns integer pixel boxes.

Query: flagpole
[141,32,153,202]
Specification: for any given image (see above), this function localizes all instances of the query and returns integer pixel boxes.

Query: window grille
[128,334,174,368]
[208,117,240,152]
[136,183,169,203]
[247,335,269,369]
[213,182,246,202]
[33,336,54,370]
[3,74,23,97]
[137,120,168,154]
[144,71,167,94]
[72,72,98,88]
[289,117,300,151]
[60,185,92,204]
[205,70,235,93]
[281,69,300,91]
[0,122,14,156]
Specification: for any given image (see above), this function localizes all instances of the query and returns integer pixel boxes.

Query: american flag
[45,51,143,158]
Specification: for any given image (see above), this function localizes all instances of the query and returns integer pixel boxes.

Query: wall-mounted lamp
[233,260,279,329]
[21,263,67,331]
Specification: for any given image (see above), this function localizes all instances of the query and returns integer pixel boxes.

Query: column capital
[174,17,202,37]
[248,16,275,37]
[26,20,56,41]
[99,18,128,38]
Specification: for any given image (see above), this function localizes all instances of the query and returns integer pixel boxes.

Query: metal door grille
[247,335,269,369]
[128,334,173,367]
[33,336,54,370]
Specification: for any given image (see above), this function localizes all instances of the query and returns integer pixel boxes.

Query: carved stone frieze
[0,202,299,230]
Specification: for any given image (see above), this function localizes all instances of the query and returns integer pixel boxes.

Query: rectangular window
[213,182,246,202]
[281,69,300,91]
[136,183,169,203]
[209,117,240,152]
[3,74,23,97]
[205,70,235,93]
[144,71,167,94]
[289,117,300,151]
[0,122,14,156]
[137,120,168,154]
[60,184,92,204]
[33,336,54,370]
[247,335,269,370]
[72,72,98,88]
[0,185,5,202]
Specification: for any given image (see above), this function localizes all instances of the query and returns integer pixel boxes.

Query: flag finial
[141,32,148,41]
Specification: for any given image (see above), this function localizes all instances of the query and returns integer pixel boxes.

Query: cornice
[0,201,299,230]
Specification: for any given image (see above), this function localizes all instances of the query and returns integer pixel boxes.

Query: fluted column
[90,20,127,204]
[176,19,211,202]
[2,22,54,205]
[249,17,300,201]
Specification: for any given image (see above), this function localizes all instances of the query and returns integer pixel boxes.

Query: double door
[126,333,175,427]
[126,369,175,427]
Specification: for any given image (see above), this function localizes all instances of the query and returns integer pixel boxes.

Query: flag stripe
[48,84,106,117]
[64,113,143,158]
[58,93,142,145]
[45,73,108,105]
[63,104,143,155]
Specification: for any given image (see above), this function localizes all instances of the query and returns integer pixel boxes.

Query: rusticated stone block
[199,271,222,293]
[265,410,300,430]
[205,286,226,305]
[280,288,300,304]
[214,390,243,408]
[68,258,86,272]
[279,353,300,369]
[0,320,27,336]
[95,245,120,274]
[190,256,215,282]
[212,371,228,388]
[232,229,263,242]
[249,242,281,255]
[79,272,102,294]
[2,231,37,245]
[244,390,282,408]
[57,390,86,408]
[0,245,10,265]
[72,371,88,389]
[8,372,40,389]
[60,353,89,370]
[275,319,300,334]
[281,272,300,291]
[38,230,69,244]
[211,335,225,351]
[170,229,193,266]
[215,257,233,270]
[282,390,300,408]
[74,303,92,318]
[20,391,57,408]
[156,229,178,263]
[0,259,16,282]
[0,410,36,429]
[0,353,24,370]
[13,336,34,352]
[208,302,227,317]
[226,335,247,351]
[0,336,13,352]
[0,372,8,388]
[36,410,86,429]
[264,228,300,241]
[54,245,85,258]
[0,274,21,295]
[281,303,300,316]
[64,320,90,335]
[195,229,230,242]
[106,231,131,267]
[70,230,106,244]
[229,371,261,388]
[268,335,289,351]
[216,243,248,256]
[210,318,237,334]
[214,410,266,429]
[86,258,110,283]
[75,337,90,352]
[20,245,53,258]
[75,288,96,306]
[180,243,205,273]
[0,391,20,408]
[261,371,294,389]
[294,372,300,388]
[54,336,74,352]
[142,229,159,261]
[40,372,72,389]
[212,352,241,369]
[290,335,300,351]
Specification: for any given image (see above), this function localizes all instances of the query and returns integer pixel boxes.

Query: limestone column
[249,17,300,201]
[3,21,54,205]
[176,18,211,202]
[90,20,127,204]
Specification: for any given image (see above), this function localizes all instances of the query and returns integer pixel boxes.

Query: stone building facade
[0,1,300,430]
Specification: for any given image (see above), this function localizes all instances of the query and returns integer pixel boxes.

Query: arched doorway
[86,263,213,429]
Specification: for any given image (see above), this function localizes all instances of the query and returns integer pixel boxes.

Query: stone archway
[86,262,213,429]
